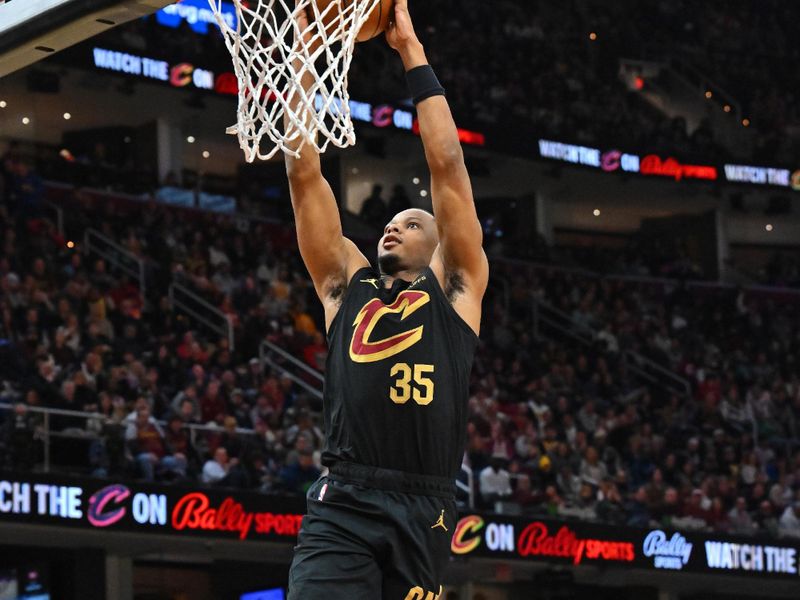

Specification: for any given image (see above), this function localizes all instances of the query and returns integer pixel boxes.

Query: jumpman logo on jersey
[431,510,448,532]
[360,278,381,289]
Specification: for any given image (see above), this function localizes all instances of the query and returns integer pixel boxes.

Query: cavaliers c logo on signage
[349,290,430,363]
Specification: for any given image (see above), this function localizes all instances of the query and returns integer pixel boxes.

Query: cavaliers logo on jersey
[349,290,430,363]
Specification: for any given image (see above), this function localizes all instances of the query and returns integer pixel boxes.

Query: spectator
[202,446,235,485]
[1,402,38,471]
[728,497,756,534]
[278,448,320,495]
[579,446,607,487]
[358,184,386,227]
[625,486,652,528]
[479,456,513,507]
[511,474,539,512]
[164,415,197,479]
[199,380,226,424]
[125,406,185,481]
[755,501,780,538]
[778,502,800,539]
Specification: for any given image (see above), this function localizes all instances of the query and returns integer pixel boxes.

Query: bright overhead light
[765,224,773,232]
[66,241,75,249]
[723,105,731,113]
[63,112,71,120]
[187,135,196,143]
[21,117,30,125]
[593,209,601,217]
[412,177,420,185]
[742,118,750,127]
[202,150,210,159]
[589,32,597,41]
[0,100,6,108]
[420,190,428,198]
[705,90,712,99]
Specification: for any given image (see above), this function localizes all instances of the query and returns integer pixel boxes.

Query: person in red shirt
[199,380,227,424]
[164,415,198,478]
[125,407,186,480]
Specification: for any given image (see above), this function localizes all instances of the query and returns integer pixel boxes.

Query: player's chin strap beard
[378,253,403,277]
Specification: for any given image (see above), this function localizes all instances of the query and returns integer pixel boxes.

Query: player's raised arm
[386,0,488,333]
[284,6,369,326]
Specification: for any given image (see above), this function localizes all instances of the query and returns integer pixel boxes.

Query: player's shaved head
[392,208,434,221]
[378,208,439,276]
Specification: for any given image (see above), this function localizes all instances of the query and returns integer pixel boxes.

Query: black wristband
[405,65,446,106]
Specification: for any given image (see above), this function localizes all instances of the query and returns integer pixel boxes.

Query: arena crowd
[2,151,800,540]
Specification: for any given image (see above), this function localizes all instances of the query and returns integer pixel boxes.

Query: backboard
[0,0,174,78]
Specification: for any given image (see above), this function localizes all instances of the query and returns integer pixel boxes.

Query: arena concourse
[1,0,800,599]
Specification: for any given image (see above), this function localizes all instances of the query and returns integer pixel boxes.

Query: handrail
[260,355,324,401]
[622,350,692,399]
[44,201,63,236]
[496,256,800,298]
[667,54,741,116]
[457,462,475,509]
[0,401,262,473]
[83,227,147,302]
[532,297,692,398]
[532,298,595,346]
[261,340,324,383]
[168,282,235,351]
[0,402,260,436]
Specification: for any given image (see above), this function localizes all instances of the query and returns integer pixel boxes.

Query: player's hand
[386,0,420,52]
[293,0,319,55]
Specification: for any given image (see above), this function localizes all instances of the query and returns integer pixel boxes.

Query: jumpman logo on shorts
[430,510,447,532]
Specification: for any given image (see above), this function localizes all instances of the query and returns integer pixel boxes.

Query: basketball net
[209,0,381,162]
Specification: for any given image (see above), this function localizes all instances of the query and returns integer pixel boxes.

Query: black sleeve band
[405,65,446,106]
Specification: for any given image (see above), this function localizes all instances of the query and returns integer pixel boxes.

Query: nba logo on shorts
[318,483,328,501]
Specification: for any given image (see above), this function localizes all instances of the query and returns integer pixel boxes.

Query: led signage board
[3,474,800,580]
[155,0,237,34]
[538,138,800,192]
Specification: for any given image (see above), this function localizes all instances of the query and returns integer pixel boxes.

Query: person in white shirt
[202,446,235,485]
[479,456,512,506]
[778,502,800,539]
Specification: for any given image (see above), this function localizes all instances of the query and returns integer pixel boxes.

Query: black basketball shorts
[287,462,456,600]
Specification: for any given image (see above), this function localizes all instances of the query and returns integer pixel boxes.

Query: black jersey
[321,266,479,480]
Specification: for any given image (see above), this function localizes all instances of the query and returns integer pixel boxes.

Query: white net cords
[209,0,382,162]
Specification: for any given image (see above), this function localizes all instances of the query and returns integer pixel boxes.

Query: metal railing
[457,462,475,509]
[83,228,147,302]
[532,299,594,347]
[532,297,692,399]
[259,340,323,401]
[621,350,691,399]
[44,201,63,236]
[0,402,260,474]
[0,401,480,507]
[168,282,235,351]
[496,256,800,299]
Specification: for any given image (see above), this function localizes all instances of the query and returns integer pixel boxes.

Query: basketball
[316,0,395,43]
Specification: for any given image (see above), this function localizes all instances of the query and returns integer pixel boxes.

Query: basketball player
[285,0,488,597]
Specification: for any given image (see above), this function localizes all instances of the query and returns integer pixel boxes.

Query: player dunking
[285,1,488,597]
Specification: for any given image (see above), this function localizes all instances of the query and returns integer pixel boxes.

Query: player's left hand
[386,0,420,51]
